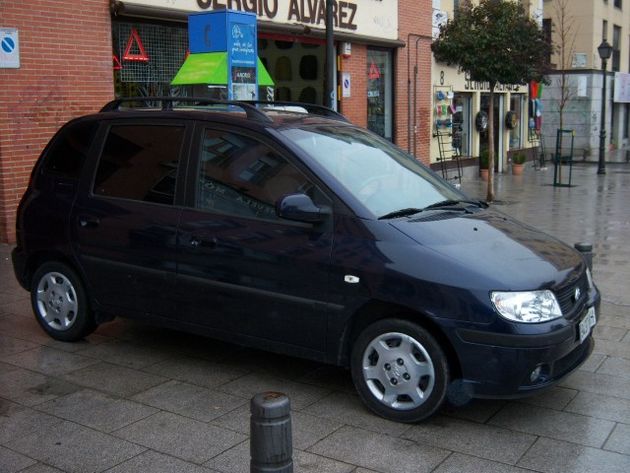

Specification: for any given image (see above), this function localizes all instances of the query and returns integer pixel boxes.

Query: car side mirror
[276,193,330,223]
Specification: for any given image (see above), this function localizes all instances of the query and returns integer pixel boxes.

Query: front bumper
[447,298,600,400]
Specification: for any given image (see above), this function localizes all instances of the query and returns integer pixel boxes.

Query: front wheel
[351,319,449,423]
[31,262,96,342]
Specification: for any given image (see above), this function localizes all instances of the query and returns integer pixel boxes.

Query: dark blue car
[12,98,599,422]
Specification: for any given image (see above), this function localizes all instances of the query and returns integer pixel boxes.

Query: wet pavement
[1,161,630,473]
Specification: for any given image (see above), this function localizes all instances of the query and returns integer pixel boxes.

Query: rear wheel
[31,262,96,341]
[351,319,449,422]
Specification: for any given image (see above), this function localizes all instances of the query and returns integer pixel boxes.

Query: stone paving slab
[5,420,146,473]
[36,389,159,433]
[1,164,630,472]
[113,411,246,464]
[131,380,247,422]
[402,415,537,464]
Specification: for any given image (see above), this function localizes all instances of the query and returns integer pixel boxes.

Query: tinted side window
[93,124,184,205]
[44,120,98,179]
[197,129,317,220]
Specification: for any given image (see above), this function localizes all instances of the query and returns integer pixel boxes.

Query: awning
[171,52,274,87]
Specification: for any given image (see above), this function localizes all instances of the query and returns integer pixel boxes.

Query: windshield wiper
[378,208,424,220]
[422,199,488,211]
[378,200,487,220]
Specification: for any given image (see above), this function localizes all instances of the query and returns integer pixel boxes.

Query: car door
[176,124,334,355]
[71,119,190,318]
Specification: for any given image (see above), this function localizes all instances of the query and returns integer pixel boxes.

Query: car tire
[351,318,449,423]
[30,262,96,341]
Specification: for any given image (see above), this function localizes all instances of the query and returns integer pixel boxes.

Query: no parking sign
[1,28,20,68]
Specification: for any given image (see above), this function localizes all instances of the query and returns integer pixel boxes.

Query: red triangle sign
[123,28,149,62]
[113,53,122,70]
[368,61,381,80]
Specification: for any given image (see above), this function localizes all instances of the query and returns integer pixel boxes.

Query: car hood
[389,209,583,290]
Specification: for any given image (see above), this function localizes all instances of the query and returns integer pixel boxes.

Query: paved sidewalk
[1,162,630,473]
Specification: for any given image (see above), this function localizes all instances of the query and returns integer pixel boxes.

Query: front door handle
[78,216,100,228]
[190,236,217,249]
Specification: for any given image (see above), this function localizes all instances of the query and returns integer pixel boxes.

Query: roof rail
[99,96,273,123]
[242,101,349,122]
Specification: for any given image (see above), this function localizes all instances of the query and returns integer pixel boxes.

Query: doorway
[480,93,504,172]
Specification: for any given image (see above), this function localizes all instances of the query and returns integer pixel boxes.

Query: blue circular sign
[1,36,15,54]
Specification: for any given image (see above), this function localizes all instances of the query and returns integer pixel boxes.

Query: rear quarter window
[93,124,185,206]
[43,120,98,179]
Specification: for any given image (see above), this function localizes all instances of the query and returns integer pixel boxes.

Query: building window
[509,95,523,150]
[542,19,552,66]
[452,93,471,157]
[367,48,393,141]
[613,25,621,72]
[113,22,188,97]
[614,0,622,9]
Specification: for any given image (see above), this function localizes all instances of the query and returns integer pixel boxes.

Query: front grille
[555,272,588,317]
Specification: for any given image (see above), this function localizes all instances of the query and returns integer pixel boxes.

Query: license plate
[579,306,597,344]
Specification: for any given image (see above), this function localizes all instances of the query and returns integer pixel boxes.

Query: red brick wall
[0,0,433,243]
[0,0,114,243]
[339,1,432,165]
[339,44,368,127]
[396,0,433,164]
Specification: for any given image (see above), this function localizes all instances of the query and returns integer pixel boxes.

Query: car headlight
[491,290,562,323]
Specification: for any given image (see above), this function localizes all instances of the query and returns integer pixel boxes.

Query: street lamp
[597,40,613,175]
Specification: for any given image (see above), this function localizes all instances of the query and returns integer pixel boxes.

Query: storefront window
[258,37,325,104]
[452,93,471,156]
[509,94,523,149]
[367,49,393,140]
[113,22,188,98]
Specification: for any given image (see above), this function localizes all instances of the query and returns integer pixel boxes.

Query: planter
[512,163,524,175]
[480,169,489,181]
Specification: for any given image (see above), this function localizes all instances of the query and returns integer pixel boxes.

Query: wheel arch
[24,250,79,291]
[24,250,111,323]
[337,300,462,381]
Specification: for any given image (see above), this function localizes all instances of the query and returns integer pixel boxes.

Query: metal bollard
[250,392,293,473]
[574,242,593,271]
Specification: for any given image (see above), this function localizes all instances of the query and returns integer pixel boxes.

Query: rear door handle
[78,216,100,228]
[190,236,217,249]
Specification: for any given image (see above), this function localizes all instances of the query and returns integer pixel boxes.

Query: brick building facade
[0,0,432,244]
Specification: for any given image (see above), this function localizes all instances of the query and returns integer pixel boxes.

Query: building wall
[542,0,630,159]
[545,0,629,71]
[430,0,538,172]
[0,0,114,244]
[396,0,433,163]
[339,44,368,128]
[0,0,434,243]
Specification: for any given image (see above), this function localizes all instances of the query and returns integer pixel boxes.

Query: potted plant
[479,149,489,180]
[512,153,526,175]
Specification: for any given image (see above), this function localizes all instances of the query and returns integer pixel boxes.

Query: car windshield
[280,124,467,218]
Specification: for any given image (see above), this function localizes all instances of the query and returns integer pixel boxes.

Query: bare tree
[552,0,577,131]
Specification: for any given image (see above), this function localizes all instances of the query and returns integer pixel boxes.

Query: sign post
[0,28,20,69]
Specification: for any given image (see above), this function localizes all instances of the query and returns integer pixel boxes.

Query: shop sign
[123,28,150,62]
[368,61,380,80]
[463,72,521,92]
[122,0,398,40]
[614,72,630,103]
[342,72,351,97]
